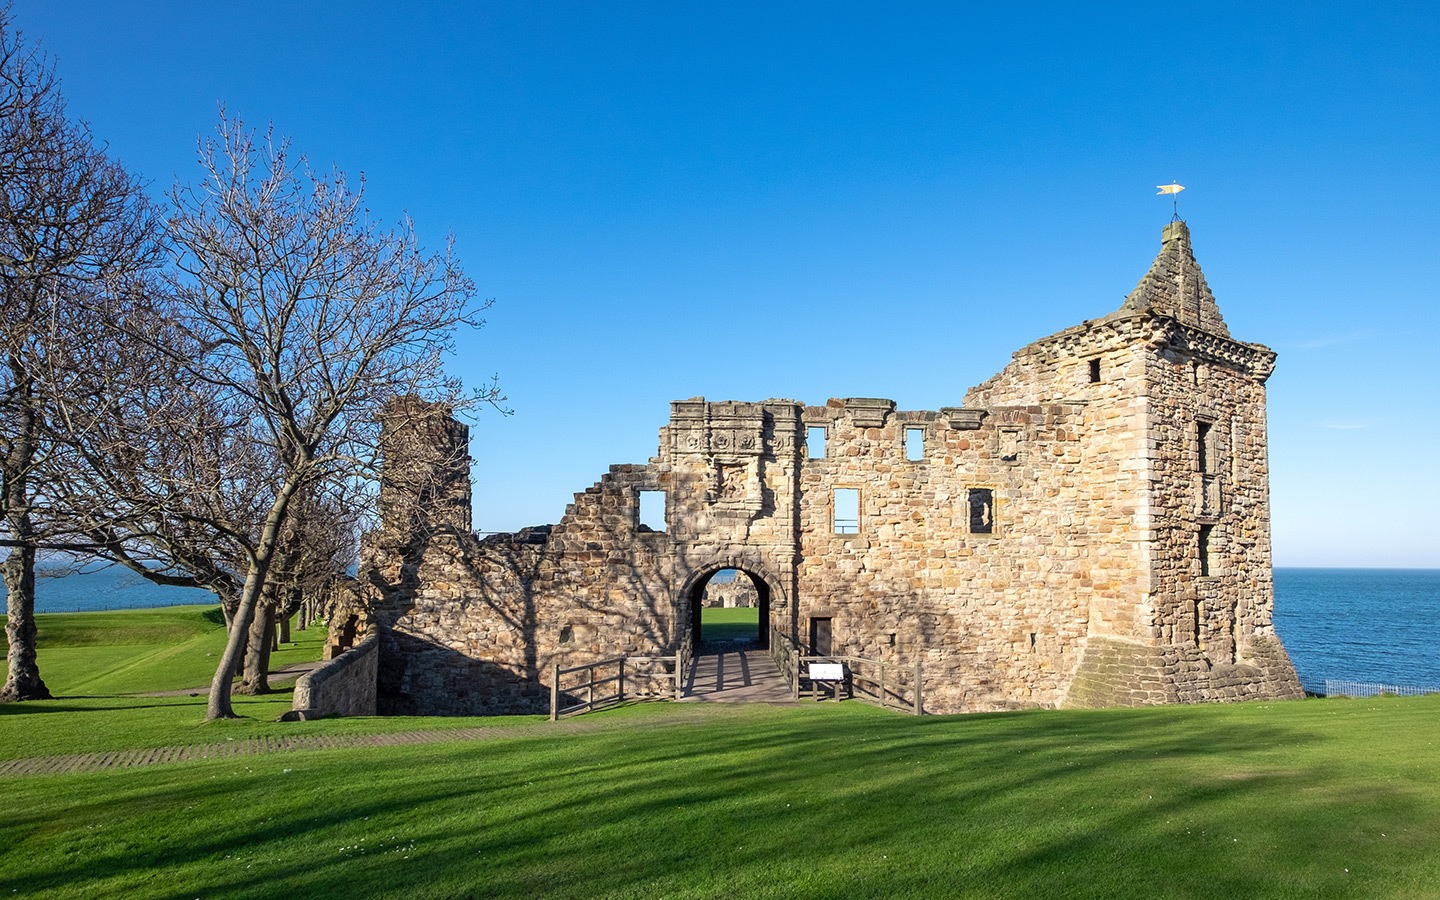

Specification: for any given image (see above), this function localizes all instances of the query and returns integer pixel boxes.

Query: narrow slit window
[807,426,828,459]
[1197,421,1215,474]
[833,488,859,534]
[1088,357,1102,383]
[905,427,924,461]
[638,490,667,533]
[968,488,995,534]
[1193,599,1205,649]
[1198,523,1213,576]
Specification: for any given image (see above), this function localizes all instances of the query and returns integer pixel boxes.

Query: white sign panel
[809,663,845,681]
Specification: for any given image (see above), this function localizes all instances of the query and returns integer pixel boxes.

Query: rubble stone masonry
[362,220,1303,715]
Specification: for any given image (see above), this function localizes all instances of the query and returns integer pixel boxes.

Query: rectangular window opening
[1193,599,1205,650]
[806,426,828,459]
[905,427,925,461]
[1198,523,1213,577]
[638,490,667,533]
[968,488,995,534]
[1088,357,1102,383]
[1197,420,1215,474]
[833,488,859,534]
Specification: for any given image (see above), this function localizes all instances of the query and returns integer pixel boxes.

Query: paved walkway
[0,705,746,779]
[681,646,796,704]
[140,659,324,697]
[0,650,801,779]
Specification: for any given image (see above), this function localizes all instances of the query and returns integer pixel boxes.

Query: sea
[4,566,1437,695]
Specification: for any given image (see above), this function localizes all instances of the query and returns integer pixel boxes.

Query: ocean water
[6,565,1437,694]
[8,567,214,612]
[1273,567,1440,694]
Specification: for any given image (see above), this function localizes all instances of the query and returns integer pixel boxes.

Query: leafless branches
[2,4,498,718]
[149,111,491,718]
[0,6,159,701]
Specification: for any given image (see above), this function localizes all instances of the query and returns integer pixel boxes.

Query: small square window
[905,427,924,461]
[638,490,667,533]
[807,426,828,459]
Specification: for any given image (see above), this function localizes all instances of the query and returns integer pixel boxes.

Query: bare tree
[0,7,159,701]
[150,112,492,719]
[239,481,361,694]
[47,295,249,620]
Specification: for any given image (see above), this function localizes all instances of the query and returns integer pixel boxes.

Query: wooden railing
[549,648,688,720]
[769,626,801,695]
[796,654,923,715]
[770,626,922,714]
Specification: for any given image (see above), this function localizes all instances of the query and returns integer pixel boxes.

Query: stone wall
[702,575,759,608]
[362,220,1303,716]
[286,629,379,720]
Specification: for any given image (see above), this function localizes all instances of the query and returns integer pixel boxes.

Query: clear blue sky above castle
[16,2,1438,566]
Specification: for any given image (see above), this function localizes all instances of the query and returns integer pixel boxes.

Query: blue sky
[15,2,1438,567]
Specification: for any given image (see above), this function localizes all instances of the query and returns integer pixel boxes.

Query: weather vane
[1157,181,1184,220]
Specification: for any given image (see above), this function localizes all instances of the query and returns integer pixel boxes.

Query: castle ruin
[362,220,1304,715]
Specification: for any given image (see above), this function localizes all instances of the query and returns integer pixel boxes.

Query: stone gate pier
[360,220,1303,716]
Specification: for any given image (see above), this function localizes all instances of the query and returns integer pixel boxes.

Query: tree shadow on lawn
[8,705,1422,899]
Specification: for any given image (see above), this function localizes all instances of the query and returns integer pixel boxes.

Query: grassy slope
[4,607,1440,898]
[0,605,337,757]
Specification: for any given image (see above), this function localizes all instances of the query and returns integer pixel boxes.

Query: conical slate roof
[1116,219,1230,337]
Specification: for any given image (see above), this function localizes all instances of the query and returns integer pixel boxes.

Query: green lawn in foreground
[700,605,760,642]
[4,607,1440,898]
[3,696,1440,899]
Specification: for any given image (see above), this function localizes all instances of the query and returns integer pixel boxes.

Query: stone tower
[968,219,1301,704]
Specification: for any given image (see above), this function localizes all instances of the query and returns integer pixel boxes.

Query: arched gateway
[680,563,781,651]
[363,221,1304,717]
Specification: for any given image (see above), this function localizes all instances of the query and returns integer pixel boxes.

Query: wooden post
[878,660,887,710]
[587,666,595,712]
[913,660,923,716]
[618,658,625,703]
[550,662,560,721]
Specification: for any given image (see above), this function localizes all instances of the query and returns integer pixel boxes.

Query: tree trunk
[206,475,302,720]
[1,542,51,702]
[277,613,289,646]
[237,603,274,695]
[1,386,50,702]
[230,616,248,678]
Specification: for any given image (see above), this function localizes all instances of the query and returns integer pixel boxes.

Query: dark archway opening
[688,568,770,652]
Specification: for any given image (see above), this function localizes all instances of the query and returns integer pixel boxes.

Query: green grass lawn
[0,604,346,758]
[700,605,760,643]
[2,604,326,696]
[4,608,1440,898]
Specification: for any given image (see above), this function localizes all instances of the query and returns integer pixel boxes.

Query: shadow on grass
[8,701,1433,899]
